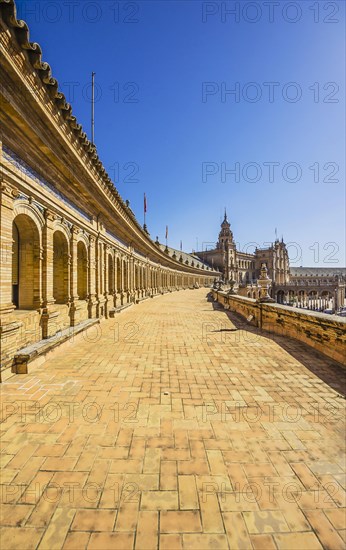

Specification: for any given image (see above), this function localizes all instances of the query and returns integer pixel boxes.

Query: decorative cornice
[0,0,145,234]
[0,0,218,277]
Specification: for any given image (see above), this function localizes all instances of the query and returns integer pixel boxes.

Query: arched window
[77,241,88,299]
[116,257,121,292]
[108,254,114,294]
[12,222,19,308]
[135,265,139,289]
[123,260,128,291]
[277,290,285,304]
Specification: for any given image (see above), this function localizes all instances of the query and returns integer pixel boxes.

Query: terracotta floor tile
[160,511,202,533]
[1,289,344,549]
[88,532,134,550]
[71,509,116,531]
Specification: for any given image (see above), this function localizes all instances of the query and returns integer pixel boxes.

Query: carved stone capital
[0,182,19,199]
[44,208,56,222]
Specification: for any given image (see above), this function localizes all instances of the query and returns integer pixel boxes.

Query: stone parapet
[213,290,346,366]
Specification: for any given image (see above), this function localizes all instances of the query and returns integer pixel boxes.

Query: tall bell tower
[216,210,236,281]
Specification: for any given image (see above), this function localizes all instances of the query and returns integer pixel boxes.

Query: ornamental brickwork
[0,1,218,374]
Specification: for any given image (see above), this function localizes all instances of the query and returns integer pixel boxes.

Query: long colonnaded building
[0,0,218,376]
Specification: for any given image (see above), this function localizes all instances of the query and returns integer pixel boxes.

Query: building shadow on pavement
[208,293,346,398]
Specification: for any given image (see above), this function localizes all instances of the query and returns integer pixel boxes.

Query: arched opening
[77,241,88,299]
[135,265,139,289]
[99,244,103,295]
[12,222,19,308]
[277,290,285,304]
[117,257,121,292]
[108,254,114,294]
[123,260,128,291]
[53,231,69,304]
[12,214,41,309]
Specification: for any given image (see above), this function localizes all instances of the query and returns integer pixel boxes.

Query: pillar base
[41,308,60,339]
[70,300,87,326]
[88,296,98,319]
[96,297,106,319]
[0,321,22,379]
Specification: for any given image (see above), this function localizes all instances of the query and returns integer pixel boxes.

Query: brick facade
[0,4,218,374]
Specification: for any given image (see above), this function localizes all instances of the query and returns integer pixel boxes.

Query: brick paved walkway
[1,289,345,549]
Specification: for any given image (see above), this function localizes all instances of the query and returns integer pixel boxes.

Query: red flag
[165,225,168,239]
[144,193,147,213]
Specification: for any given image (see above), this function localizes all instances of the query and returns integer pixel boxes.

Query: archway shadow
[207,292,346,397]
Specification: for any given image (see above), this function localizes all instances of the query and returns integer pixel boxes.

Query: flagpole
[91,72,95,145]
[144,193,146,226]
[143,193,148,233]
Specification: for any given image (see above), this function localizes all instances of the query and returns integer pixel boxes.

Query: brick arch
[13,200,45,233]
[76,232,89,250]
[12,211,42,309]
[52,220,71,242]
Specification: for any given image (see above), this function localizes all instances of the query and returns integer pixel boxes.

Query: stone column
[69,225,81,326]
[129,256,135,302]
[104,244,109,317]
[120,256,124,304]
[0,183,21,375]
[111,250,116,308]
[88,235,97,318]
[145,264,149,296]
[70,226,79,302]
[160,269,163,293]
[42,209,55,309]
[123,257,128,303]
[114,254,118,306]
[0,183,17,316]
[96,238,105,317]
[41,209,60,338]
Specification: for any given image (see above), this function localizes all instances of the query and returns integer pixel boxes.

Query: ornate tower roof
[217,209,234,248]
[221,209,230,228]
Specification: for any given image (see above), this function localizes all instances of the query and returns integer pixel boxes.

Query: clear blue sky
[16,0,345,266]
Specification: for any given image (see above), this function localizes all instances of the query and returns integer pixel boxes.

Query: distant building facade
[195,213,346,309]
[195,212,289,292]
